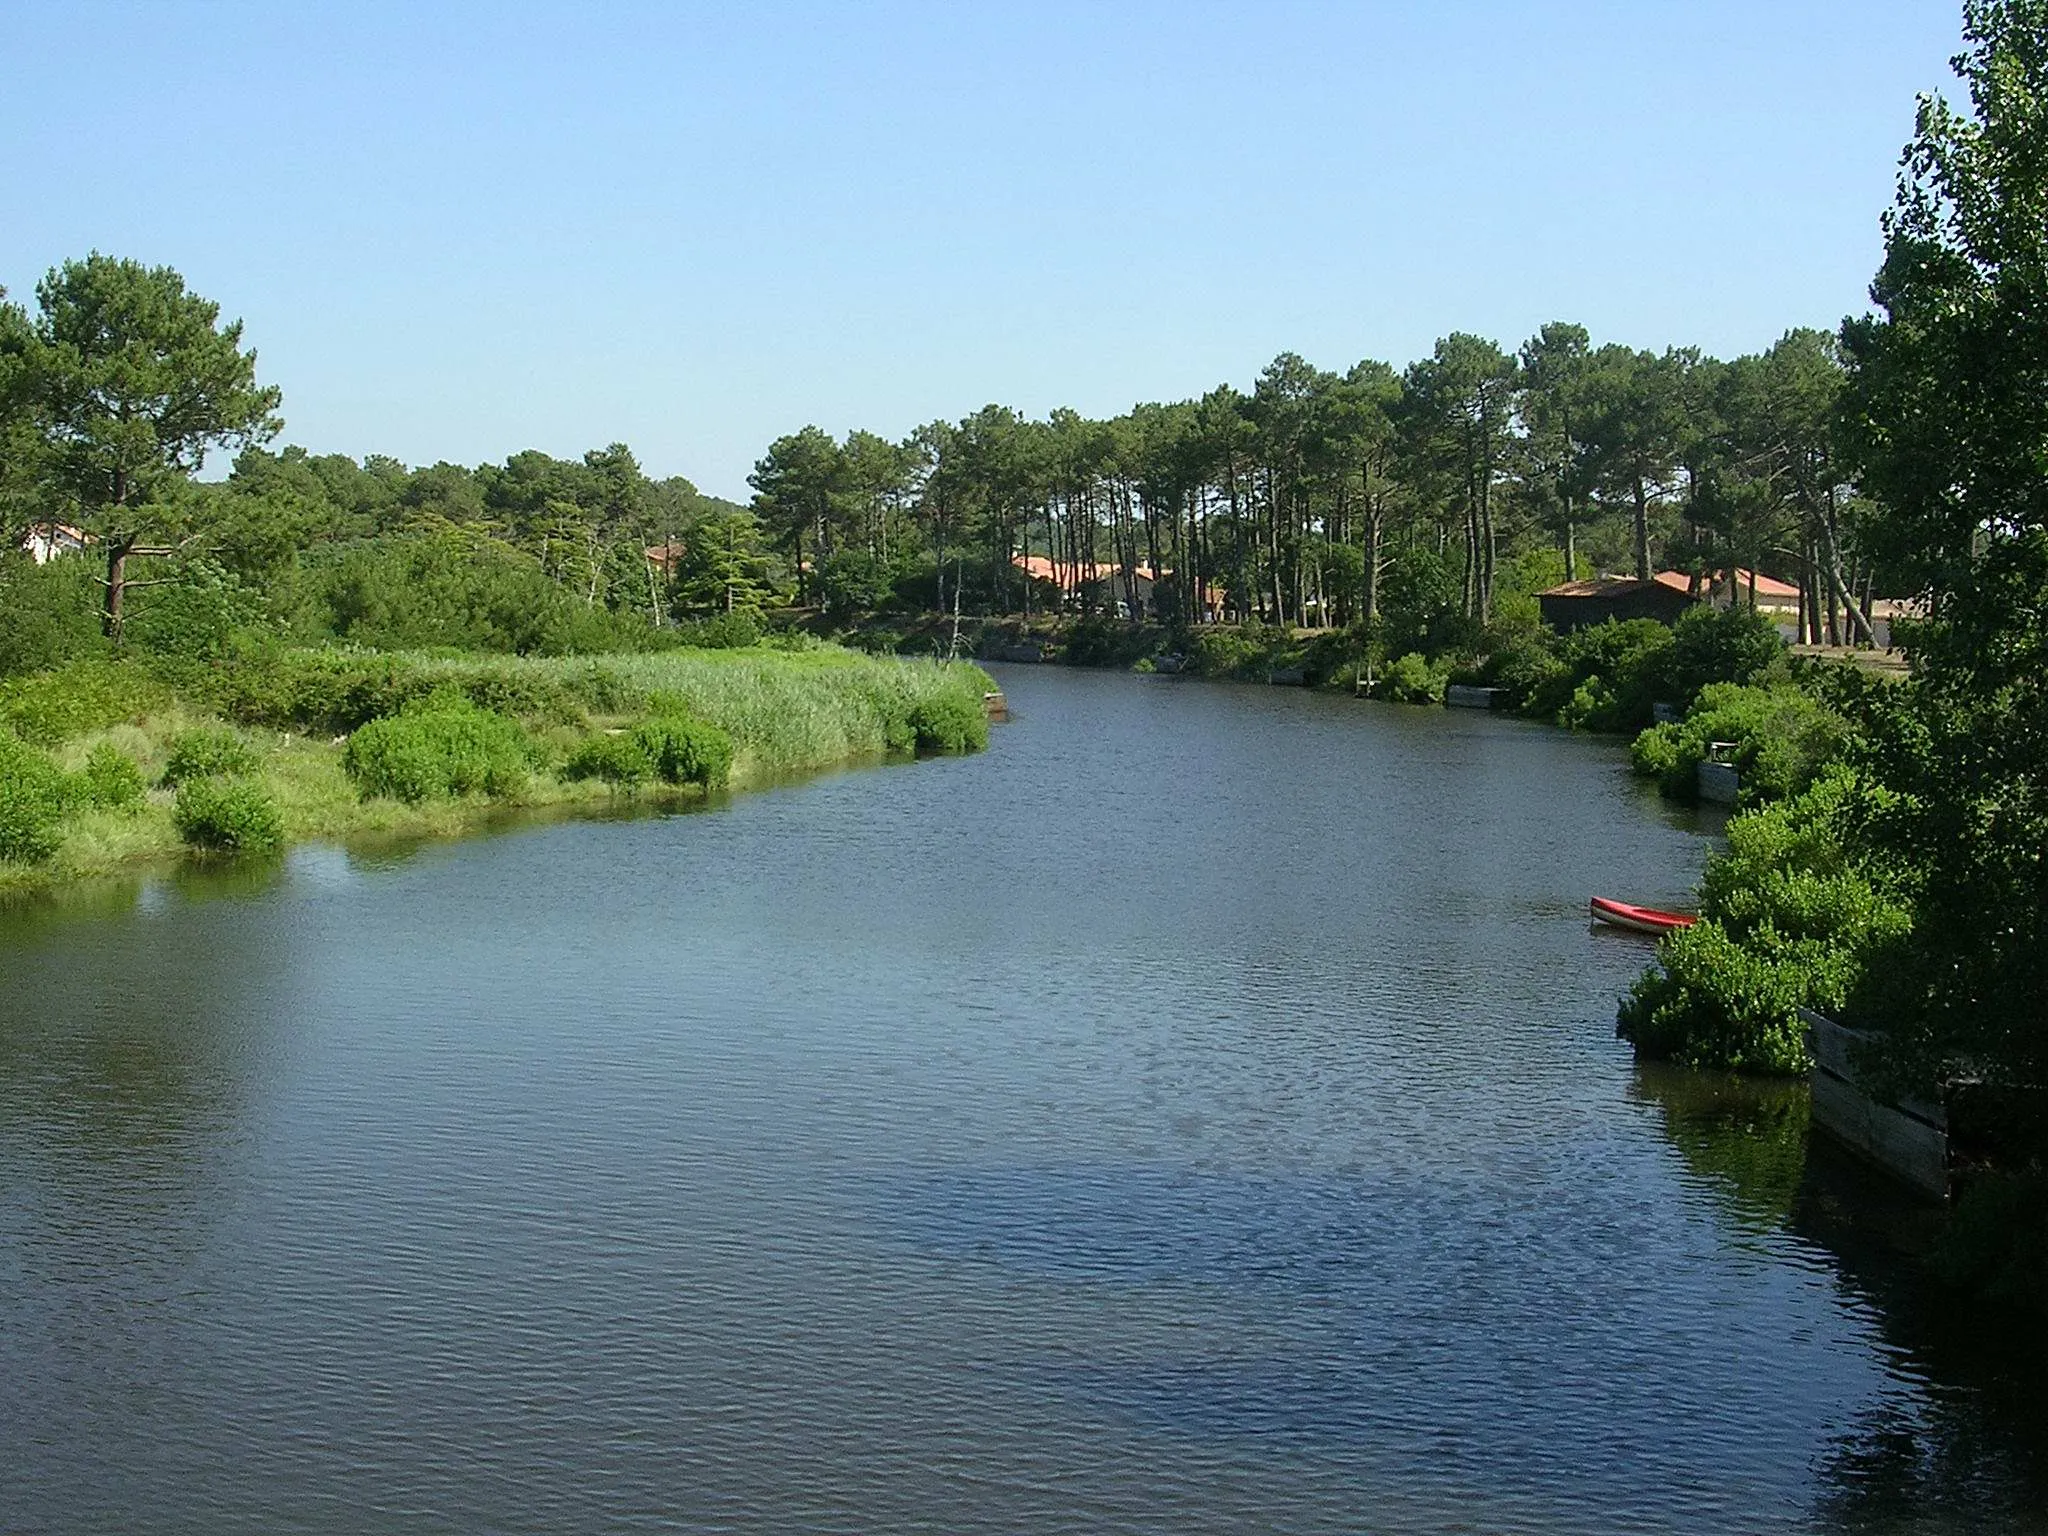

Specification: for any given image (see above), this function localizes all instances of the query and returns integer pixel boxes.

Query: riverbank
[0,644,995,899]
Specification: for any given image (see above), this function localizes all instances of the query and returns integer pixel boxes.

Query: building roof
[1537,576,1662,599]
[1653,568,1801,601]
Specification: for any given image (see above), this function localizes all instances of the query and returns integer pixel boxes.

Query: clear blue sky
[2,1,1963,500]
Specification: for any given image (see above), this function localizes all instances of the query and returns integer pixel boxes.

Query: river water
[1,665,2042,1534]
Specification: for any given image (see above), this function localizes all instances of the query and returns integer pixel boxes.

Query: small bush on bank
[906,691,989,754]
[161,727,260,786]
[342,691,533,802]
[79,744,146,812]
[1616,770,1914,1075]
[1529,618,1675,732]
[1378,651,1447,704]
[0,728,71,864]
[667,612,761,650]
[1629,682,1850,803]
[172,777,284,855]
[1186,625,1294,680]
[630,714,734,787]
[1617,920,1837,1075]
[561,732,655,786]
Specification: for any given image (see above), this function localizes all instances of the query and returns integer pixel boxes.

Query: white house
[20,522,94,564]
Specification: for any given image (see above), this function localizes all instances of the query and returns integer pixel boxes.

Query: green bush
[0,659,169,745]
[1378,651,1446,704]
[1529,618,1676,732]
[0,728,71,864]
[0,554,109,679]
[1617,920,1834,1075]
[630,714,734,787]
[1628,682,1850,803]
[1616,769,1915,1074]
[1186,625,1294,680]
[172,777,283,855]
[905,690,989,754]
[79,744,146,812]
[561,732,655,786]
[161,727,260,786]
[342,691,533,802]
[667,612,761,650]
[1667,602,1786,704]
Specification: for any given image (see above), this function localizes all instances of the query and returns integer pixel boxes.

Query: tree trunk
[1631,471,1652,581]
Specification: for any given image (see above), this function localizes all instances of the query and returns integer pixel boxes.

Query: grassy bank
[0,644,994,898]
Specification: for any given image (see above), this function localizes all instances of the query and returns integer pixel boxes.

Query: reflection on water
[1,666,2044,1535]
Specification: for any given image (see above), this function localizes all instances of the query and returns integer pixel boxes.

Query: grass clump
[161,726,260,786]
[341,689,533,803]
[172,777,284,855]
[562,732,656,786]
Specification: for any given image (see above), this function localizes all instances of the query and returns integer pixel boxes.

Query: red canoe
[1589,896,1697,935]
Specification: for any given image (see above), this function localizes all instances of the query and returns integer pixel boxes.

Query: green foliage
[305,536,653,656]
[161,726,259,786]
[0,555,108,678]
[1185,625,1295,680]
[78,744,145,811]
[1665,603,1785,704]
[1628,682,1850,802]
[630,713,734,787]
[122,558,266,659]
[1617,920,1832,1075]
[667,612,762,649]
[905,691,989,754]
[1531,618,1676,731]
[1378,651,1447,704]
[561,732,655,786]
[197,647,593,734]
[815,549,893,620]
[341,691,533,803]
[1617,769,1915,1074]
[0,727,70,863]
[172,776,283,855]
[0,658,171,745]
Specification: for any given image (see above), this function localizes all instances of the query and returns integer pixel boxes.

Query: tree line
[750,324,1881,646]
[0,256,757,648]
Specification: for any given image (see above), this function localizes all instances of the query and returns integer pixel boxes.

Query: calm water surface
[2,666,2043,1534]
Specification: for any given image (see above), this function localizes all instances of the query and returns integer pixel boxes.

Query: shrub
[162,727,260,786]
[1529,618,1675,732]
[1617,920,1833,1075]
[668,612,761,650]
[172,777,283,855]
[0,728,71,864]
[0,658,169,745]
[1627,682,1850,803]
[1667,602,1786,704]
[1186,625,1293,680]
[342,691,533,802]
[905,690,989,754]
[1378,651,1446,704]
[561,732,655,786]
[0,554,108,679]
[630,714,734,787]
[1616,769,1915,1074]
[79,744,146,812]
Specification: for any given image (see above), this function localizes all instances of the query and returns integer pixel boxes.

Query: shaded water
[1,666,2042,1534]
